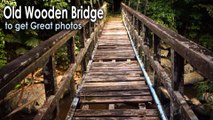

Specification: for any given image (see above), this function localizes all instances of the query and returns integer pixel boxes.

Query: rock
[184,64,194,74]
[6,84,46,114]
[184,95,190,101]
[184,71,204,85]
[161,50,169,57]
[202,92,213,103]
[191,98,201,106]
[161,58,172,68]
[160,42,170,49]
[56,75,63,86]
[159,87,170,99]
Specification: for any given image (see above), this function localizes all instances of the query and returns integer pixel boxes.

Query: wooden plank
[73,117,159,120]
[80,96,153,103]
[97,46,132,50]
[94,56,135,61]
[81,85,149,91]
[92,61,138,67]
[33,95,55,120]
[109,104,115,110]
[84,76,145,82]
[87,71,142,75]
[83,81,145,87]
[74,109,158,117]
[96,50,134,54]
[79,90,150,97]
[90,67,140,71]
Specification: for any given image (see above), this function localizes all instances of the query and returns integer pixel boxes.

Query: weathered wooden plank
[83,81,145,87]
[81,85,149,91]
[84,76,145,82]
[79,90,150,97]
[96,50,134,54]
[80,96,153,103]
[73,117,159,120]
[92,61,138,67]
[94,56,135,60]
[90,66,140,71]
[74,109,158,117]
[88,71,142,75]
[97,46,132,50]
[33,95,55,120]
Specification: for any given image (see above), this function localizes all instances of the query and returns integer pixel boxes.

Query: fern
[195,81,213,101]
[25,38,40,48]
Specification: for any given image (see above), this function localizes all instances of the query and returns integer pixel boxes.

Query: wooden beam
[0,20,88,100]
[123,12,199,120]
[121,3,213,81]
[43,56,57,98]
[66,37,75,63]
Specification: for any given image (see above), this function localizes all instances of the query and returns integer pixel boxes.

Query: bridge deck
[68,18,159,120]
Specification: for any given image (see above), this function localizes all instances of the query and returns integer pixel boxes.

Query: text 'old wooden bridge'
[0,2,213,120]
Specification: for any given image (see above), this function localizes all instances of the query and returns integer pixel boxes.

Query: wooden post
[43,56,57,98]
[88,21,92,37]
[171,50,184,93]
[66,37,76,99]
[67,37,75,64]
[137,20,141,36]
[170,49,184,120]
[153,34,162,102]
[80,27,85,48]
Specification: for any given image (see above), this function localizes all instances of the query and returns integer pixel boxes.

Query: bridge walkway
[66,18,159,120]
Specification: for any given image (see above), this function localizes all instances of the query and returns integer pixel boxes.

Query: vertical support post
[171,50,184,93]
[80,24,87,73]
[66,37,76,99]
[170,49,184,120]
[80,27,85,48]
[153,35,160,88]
[143,27,148,70]
[43,56,57,98]
[137,20,141,36]
[67,37,75,64]
[88,21,92,37]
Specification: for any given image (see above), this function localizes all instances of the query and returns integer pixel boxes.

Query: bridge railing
[121,3,213,120]
[0,3,107,119]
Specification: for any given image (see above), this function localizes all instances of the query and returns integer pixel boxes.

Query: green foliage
[195,81,213,102]
[146,0,176,29]
[0,29,7,68]
[44,0,69,9]
[55,45,69,70]
[4,30,41,57]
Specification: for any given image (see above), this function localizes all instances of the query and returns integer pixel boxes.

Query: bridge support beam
[43,56,57,98]
[170,49,184,120]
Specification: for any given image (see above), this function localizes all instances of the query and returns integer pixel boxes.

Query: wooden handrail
[121,2,212,120]
[0,20,88,100]
[121,3,213,81]
[0,2,108,119]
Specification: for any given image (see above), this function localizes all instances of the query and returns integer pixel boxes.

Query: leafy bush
[0,29,7,68]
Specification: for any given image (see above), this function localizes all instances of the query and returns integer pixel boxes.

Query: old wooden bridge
[0,2,213,120]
